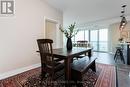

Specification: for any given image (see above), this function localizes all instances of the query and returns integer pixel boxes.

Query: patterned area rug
[0,63,116,87]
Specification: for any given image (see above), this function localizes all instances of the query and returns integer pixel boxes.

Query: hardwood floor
[94,52,130,87]
[117,64,130,87]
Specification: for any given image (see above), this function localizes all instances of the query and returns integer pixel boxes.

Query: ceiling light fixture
[119,5,127,30]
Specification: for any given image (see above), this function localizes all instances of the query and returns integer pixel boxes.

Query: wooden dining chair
[76,41,88,59]
[37,39,64,81]
[77,40,88,47]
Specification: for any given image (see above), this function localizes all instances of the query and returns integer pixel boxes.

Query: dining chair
[77,40,88,47]
[37,39,64,82]
[76,40,88,59]
[114,46,125,64]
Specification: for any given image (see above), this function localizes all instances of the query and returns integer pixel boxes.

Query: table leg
[90,60,96,72]
[64,57,71,87]
[88,49,92,58]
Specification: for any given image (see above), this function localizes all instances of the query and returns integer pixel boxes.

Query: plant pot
[66,38,72,50]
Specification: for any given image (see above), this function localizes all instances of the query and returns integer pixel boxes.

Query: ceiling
[45,0,130,26]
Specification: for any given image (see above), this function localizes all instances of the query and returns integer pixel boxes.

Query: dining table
[52,47,92,82]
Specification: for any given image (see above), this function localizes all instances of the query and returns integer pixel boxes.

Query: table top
[52,47,92,59]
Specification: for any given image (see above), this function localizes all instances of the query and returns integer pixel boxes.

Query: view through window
[72,29,108,52]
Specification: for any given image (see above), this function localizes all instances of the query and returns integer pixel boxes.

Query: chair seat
[54,58,64,62]
[44,62,64,73]
[54,62,64,72]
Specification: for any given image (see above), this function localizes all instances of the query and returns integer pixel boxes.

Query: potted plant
[59,22,78,50]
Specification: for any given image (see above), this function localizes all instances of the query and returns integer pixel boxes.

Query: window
[75,30,84,41]
[99,29,108,51]
[90,30,98,51]
[72,29,108,52]
[85,30,89,41]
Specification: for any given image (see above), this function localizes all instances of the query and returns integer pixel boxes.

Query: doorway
[45,19,57,48]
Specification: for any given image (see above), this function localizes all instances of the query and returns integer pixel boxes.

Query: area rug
[0,63,116,87]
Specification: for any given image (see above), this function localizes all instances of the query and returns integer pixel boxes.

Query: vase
[66,38,72,50]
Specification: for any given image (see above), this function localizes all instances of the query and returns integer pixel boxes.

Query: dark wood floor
[94,52,130,87]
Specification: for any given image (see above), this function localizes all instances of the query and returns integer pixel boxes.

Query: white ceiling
[45,0,130,26]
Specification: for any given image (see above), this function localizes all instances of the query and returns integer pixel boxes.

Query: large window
[90,30,98,51]
[99,29,108,51]
[85,30,89,41]
[72,29,108,52]
[75,30,84,41]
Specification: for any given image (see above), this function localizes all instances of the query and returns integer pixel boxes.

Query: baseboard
[0,63,41,80]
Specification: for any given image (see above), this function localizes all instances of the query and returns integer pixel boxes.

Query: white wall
[0,0,63,74]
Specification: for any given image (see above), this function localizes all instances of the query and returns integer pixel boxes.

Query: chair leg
[120,51,125,64]
[115,50,120,62]
[50,73,55,87]
[40,70,47,86]
[114,50,118,60]
[76,77,83,87]
[115,54,119,62]
[41,71,46,80]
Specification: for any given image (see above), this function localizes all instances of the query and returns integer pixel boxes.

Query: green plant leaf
[59,22,78,38]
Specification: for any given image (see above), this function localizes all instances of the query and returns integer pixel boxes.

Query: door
[45,20,57,48]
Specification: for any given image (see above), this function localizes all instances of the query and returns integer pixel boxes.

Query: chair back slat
[37,39,54,66]
[77,40,88,47]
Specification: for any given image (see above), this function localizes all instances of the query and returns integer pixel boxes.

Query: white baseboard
[0,63,41,80]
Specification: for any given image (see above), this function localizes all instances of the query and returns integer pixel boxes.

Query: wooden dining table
[52,47,92,82]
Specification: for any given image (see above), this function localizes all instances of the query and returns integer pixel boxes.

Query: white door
[45,20,57,48]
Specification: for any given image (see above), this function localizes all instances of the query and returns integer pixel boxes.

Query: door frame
[43,16,60,48]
